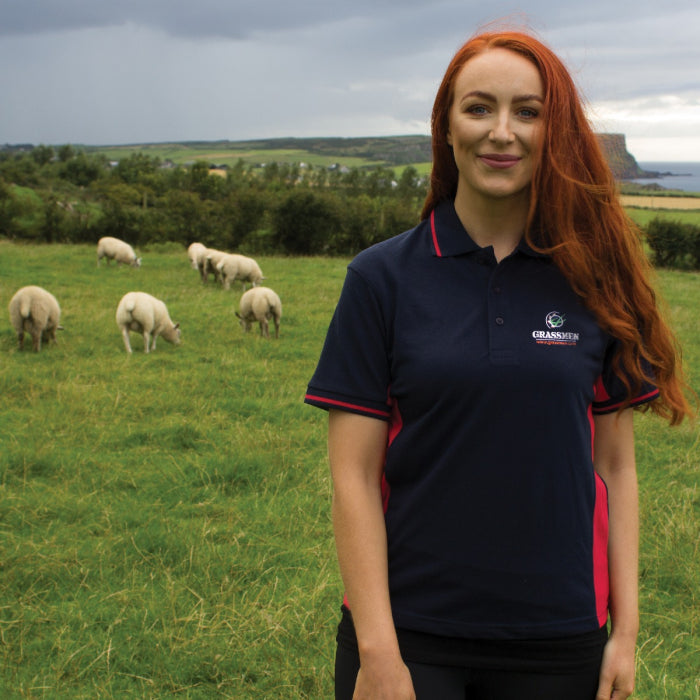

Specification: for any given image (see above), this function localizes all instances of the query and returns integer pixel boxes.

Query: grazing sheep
[199,248,228,283]
[193,246,211,280]
[97,236,142,267]
[9,285,63,351]
[116,292,180,354]
[235,286,282,339]
[216,253,264,291]
[187,242,206,271]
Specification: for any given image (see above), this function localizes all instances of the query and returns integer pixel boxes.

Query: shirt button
[493,286,502,294]
[495,317,505,325]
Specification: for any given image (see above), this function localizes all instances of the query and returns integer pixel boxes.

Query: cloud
[3,0,693,40]
[0,0,450,39]
[1,0,698,159]
[590,95,700,137]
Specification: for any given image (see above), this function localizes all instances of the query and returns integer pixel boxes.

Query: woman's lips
[478,154,521,169]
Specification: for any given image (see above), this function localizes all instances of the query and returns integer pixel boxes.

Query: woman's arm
[593,409,639,700]
[328,408,415,699]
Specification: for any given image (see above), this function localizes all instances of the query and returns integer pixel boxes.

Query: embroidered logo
[545,311,566,329]
[532,311,579,346]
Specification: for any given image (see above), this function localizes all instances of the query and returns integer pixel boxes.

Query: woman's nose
[489,112,515,143]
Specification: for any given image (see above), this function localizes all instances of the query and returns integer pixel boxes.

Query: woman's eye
[518,108,539,119]
[466,105,488,115]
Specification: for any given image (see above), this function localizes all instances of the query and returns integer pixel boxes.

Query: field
[625,206,700,230]
[88,142,435,180]
[621,195,700,211]
[1,242,698,698]
[84,140,410,171]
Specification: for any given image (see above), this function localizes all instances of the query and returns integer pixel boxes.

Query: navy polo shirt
[305,200,658,640]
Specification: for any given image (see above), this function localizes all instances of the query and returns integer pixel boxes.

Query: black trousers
[335,639,605,700]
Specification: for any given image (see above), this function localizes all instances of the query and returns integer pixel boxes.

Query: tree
[364,166,396,198]
[41,195,66,243]
[60,153,104,186]
[0,179,15,236]
[331,194,380,254]
[57,144,76,162]
[645,217,690,268]
[31,144,55,166]
[221,190,269,249]
[188,161,227,200]
[163,190,211,245]
[0,153,40,187]
[396,166,423,200]
[114,153,160,185]
[272,190,340,255]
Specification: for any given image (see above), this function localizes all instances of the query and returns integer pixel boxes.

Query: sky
[1,0,699,162]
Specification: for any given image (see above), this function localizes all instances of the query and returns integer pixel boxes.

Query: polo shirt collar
[429,200,548,259]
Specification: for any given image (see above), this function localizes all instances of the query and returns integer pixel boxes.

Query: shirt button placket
[488,267,515,364]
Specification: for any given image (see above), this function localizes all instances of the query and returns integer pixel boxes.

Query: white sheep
[9,285,63,351]
[187,242,207,271]
[193,246,211,280]
[216,253,265,291]
[199,248,228,283]
[235,287,282,339]
[97,236,142,267]
[116,292,181,354]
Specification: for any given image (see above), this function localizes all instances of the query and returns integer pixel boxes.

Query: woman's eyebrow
[459,90,544,103]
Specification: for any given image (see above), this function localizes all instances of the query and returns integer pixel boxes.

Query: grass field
[87,143,386,171]
[625,207,700,229]
[0,241,698,698]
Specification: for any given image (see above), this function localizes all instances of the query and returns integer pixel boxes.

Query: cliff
[596,133,651,180]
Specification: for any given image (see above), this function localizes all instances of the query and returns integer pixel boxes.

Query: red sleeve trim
[592,473,610,627]
[430,209,442,257]
[592,388,660,414]
[304,394,391,418]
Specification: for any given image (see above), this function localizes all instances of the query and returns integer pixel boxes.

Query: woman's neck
[453,189,530,262]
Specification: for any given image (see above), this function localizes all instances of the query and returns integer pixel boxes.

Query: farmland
[1,242,698,698]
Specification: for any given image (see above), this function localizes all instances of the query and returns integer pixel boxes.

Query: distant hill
[9,133,649,180]
[197,133,649,179]
[219,135,434,166]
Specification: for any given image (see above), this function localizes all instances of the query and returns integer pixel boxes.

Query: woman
[305,30,690,700]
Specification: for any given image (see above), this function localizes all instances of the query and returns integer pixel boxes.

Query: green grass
[87,143,385,170]
[0,242,698,698]
[625,208,700,228]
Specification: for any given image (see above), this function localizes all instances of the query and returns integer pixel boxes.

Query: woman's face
[447,48,544,206]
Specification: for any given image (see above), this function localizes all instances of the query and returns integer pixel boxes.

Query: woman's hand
[596,632,636,700]
[353,651,416,699]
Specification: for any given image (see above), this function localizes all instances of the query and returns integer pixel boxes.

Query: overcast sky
[2,0,699,162]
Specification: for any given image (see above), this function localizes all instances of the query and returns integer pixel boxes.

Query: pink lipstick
[478,154,521,169]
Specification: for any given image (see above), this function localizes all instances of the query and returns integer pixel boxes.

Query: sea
[632,162,700,193]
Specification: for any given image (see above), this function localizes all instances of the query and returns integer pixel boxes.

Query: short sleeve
[592,338,660,414]
[304,266,392,420]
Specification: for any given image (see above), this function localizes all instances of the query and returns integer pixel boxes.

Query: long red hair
[423,30,691,424]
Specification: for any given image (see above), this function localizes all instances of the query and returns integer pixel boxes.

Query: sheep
[193,246,211,280]
[8,285,63,351]
[216,253,265,291]
[97,236,142,267]
[187,242,207,271]
[199,248,228,283]
[235,287,282,339]
[116,292,180,354]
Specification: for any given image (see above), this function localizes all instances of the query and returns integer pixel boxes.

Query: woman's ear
[446,130,453,146]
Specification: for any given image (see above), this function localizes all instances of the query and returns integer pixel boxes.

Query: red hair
[423,30,691,424]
